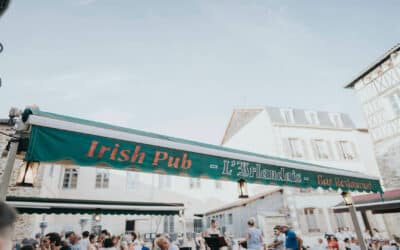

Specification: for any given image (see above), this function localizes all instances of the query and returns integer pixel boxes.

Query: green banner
[25,125,382,193]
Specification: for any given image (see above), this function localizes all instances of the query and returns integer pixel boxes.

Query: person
[343,238,351,250]
[41,236,52,250]
[66,232,81,250]
[101,238,117,250]
[239,218,263,250]
[80,231,90,250]
[155,236,179,250]
[350,237,360,250]
[205,219,221,237]
[267,226,285,250]
[343,228,353,241]
[280,225,298,250]
[311,238,327,250]
[0,201,17,250]
[195,233,205,250]
[88,234,97,250]
[335,229,344,242]
[46,232,62,250]
[328,237,339,250]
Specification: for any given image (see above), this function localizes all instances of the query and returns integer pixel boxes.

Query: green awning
[6,196,184,215]
[21,108,382,193]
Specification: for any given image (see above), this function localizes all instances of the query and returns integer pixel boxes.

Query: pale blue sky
[0,0,399,144]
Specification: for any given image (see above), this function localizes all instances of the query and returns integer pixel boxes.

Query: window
[189,178,201,189]
[194,219,203,233]
[330,113,343,128]
[62,168,78,189]
[158,175,171,188]
[215,181,222,189]
[281,109,295,123]
[163,215,175,233]
[288,138,303,158]
[335,213,346,228]
[388,90,400,116]
[306,111,319,125]
[337,141,357,160]
[125,220,135,232]
[95,169,110,188]
[228,214,233,225]
[304,208,320,233]
[127,172,138,190]
[312,139,330,160]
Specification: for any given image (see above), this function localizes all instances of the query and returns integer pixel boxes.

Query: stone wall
[376,140,400,189]
[0,123,43,240]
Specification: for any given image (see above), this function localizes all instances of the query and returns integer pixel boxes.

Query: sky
[0,0,399,144]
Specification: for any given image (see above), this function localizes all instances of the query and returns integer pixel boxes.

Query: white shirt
[80,238,90,250]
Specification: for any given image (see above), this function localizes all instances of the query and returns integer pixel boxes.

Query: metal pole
[348,203,368,250]
[0,139,19,201]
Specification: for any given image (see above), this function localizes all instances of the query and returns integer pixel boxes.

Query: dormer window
[330,113,343,128]
[306,111,319,125]
[281,109,295,123]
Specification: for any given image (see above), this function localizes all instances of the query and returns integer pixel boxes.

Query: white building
[344,43,400,236]
[344,43,400,189]
[219,107,386,243]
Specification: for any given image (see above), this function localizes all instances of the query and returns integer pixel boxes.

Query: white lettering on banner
[221,160,302,183]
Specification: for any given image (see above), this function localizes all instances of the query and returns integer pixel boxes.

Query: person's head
[131,232,137,241]
[333,237,338,242]
[273,226,281,235]
[247,218,255,227]
[66,232,78,245]
[101,230,108,237]
[89,234,97,244]
[46,232,62,248]
[103,238,114,248]
[344,238,350,244]
[210,219,218,229]
[280,225,289,233]
[111,235,119,246]
[0,201,17,250]
[156,237,171,250]
[21,245,35,250]
[82,231,90,239]
[41,236,51,249]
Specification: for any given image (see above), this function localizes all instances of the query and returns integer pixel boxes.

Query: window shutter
[350,142,358,160]
[335,141,343,160]
[301,139,309,159]
[326,141,335,160]
[311,140,319,160]
[282,138,291,157]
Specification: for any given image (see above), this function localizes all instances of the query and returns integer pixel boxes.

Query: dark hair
[65,231,75,239]
[0,201,17,234]
[273,225,281,230]
[82,231,90,238]
[131,232,137,240]
[46,232,61,246]
[211,219,216,224]
[60,246,72,250]
[21,245,35,250]
[101,229,108,235]
[344,238,350,243]
[89,233,96,241]
[103,238,114,248]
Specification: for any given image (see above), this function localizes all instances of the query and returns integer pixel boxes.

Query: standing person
[155,236,179,250]
[328,237,339,250]
[267,226,285,250]
[239,218,263,250]
[311,238,327,250]
[280,225,298,250]
[0,201,17,250]
[195,233,205,250]
[45,232,62,250]
[88,234,97,250]
[80,232,90,250]
[101,238,117,250]
[205,220,221,237]
[67,232,82,250]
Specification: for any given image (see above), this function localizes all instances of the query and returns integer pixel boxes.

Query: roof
[333,188,400,213]
[202,187,283,215]
[222,106,356,145]
[344,43,400,89]
[6,196,184,215]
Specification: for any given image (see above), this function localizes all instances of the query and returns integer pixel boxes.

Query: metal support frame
[0,139,19,201]
[346,195,368,250]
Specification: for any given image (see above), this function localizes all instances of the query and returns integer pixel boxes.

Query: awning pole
[0,139,19,201]
[347,195,368,250]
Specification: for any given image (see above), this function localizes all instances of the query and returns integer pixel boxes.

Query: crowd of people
[1,201,400,250]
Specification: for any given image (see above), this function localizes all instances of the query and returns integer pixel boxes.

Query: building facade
[344,44,400,189]
[220,107,385,243]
